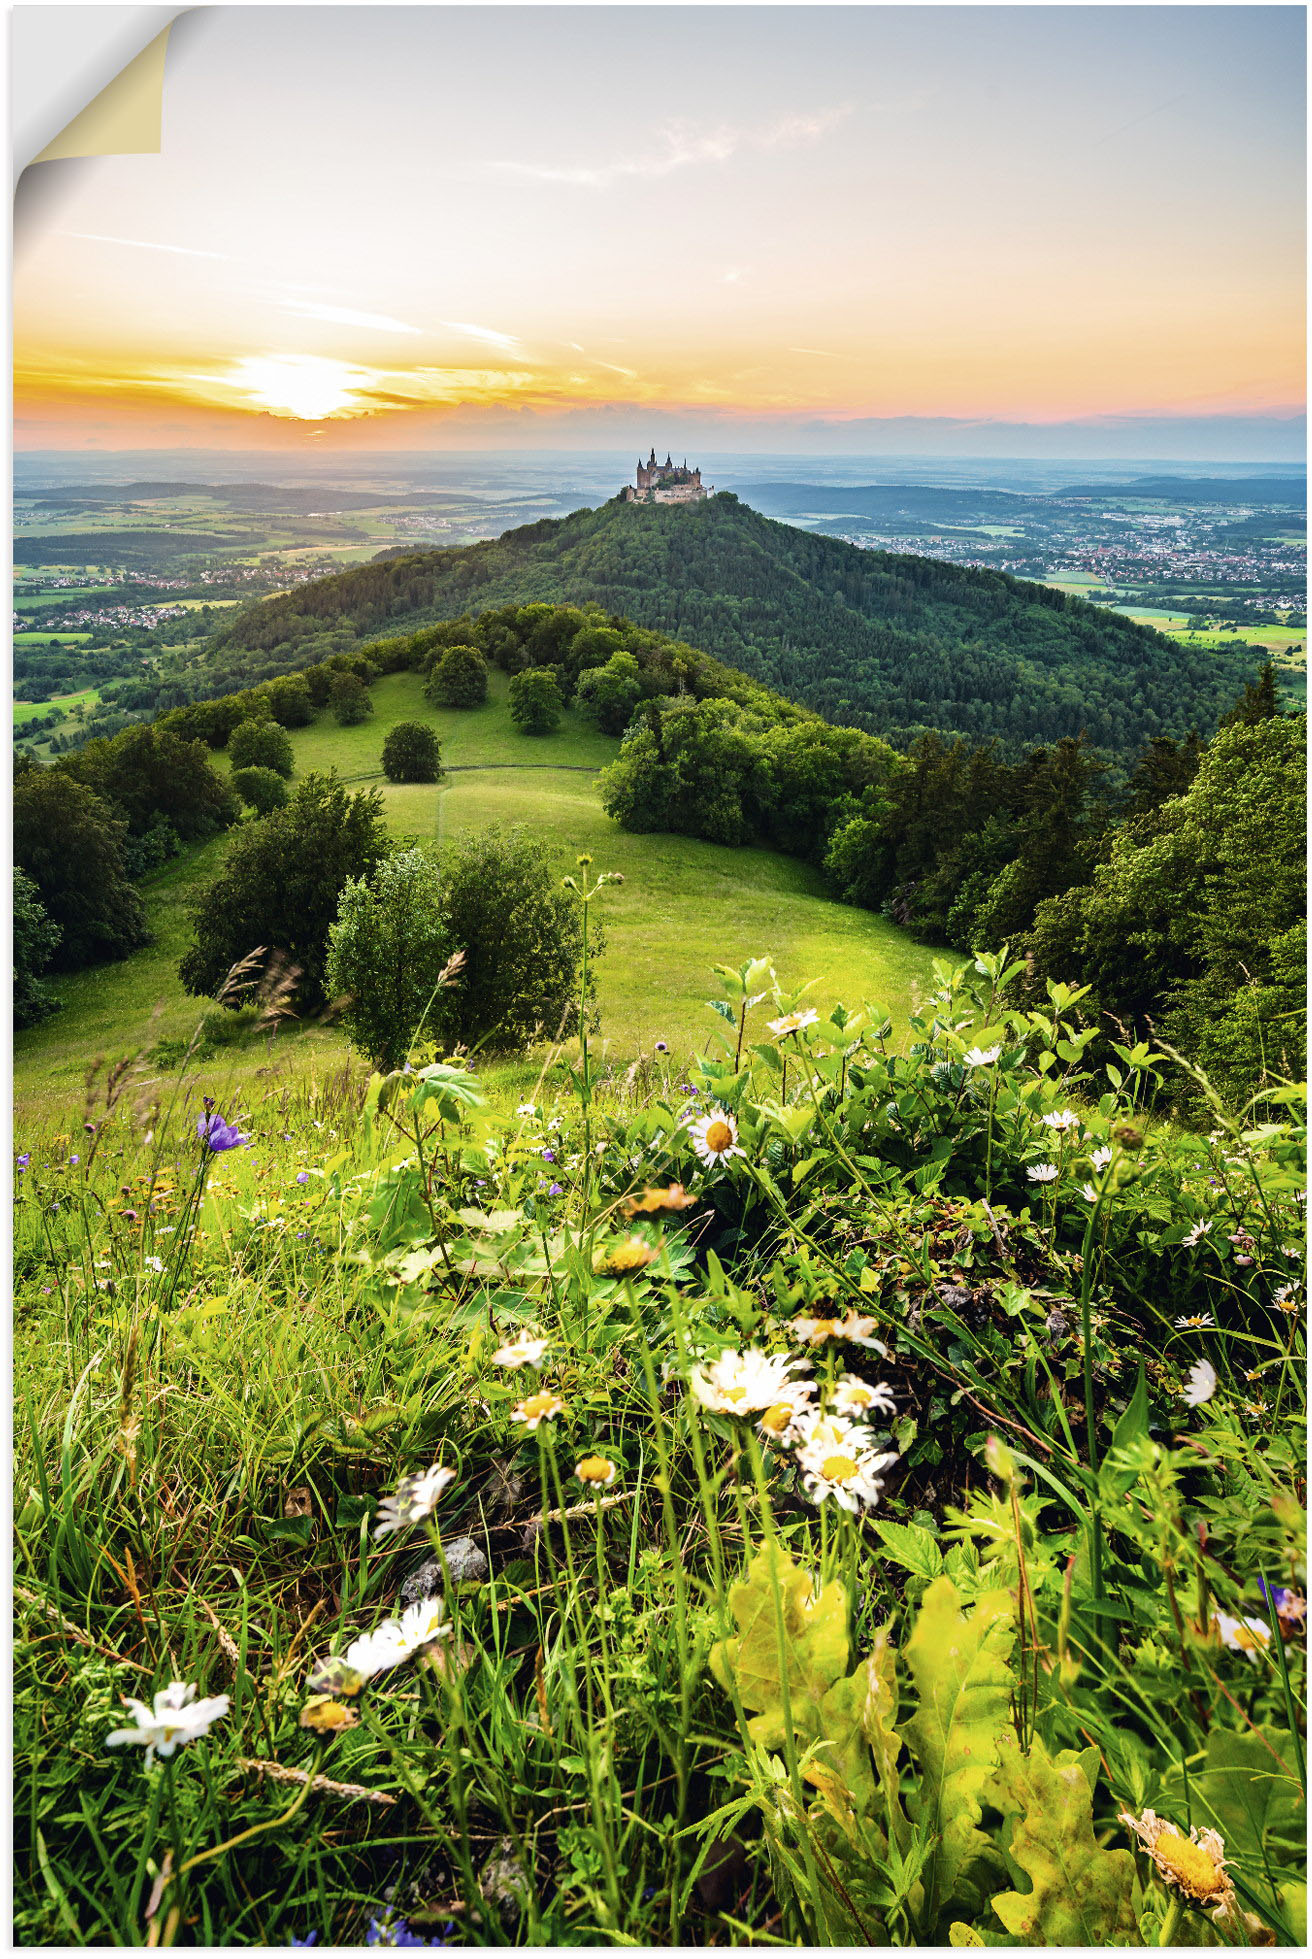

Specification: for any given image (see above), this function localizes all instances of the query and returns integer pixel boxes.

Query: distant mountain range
[216,492,1262,756]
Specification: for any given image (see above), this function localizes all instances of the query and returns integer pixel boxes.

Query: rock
[400,1536,488,1607]
[479,1837,530,1916]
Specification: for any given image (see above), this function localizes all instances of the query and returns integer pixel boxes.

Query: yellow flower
[512,1391,566,1431]
[593,1235,659,1278]
[575,1455,618,1487]
[1120,1808,1234,1910]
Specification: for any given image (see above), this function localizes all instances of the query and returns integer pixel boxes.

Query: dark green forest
[213,495,1259,757]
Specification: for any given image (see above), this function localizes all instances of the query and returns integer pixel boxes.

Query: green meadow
[14,669,937,1120]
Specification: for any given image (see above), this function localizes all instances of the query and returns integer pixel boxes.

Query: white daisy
[1211,1611,1272,1661]
[343,1620,413,1680]
[830,1375,897,1420]
[963,1045,1002,1068]
[1174,1313,1214,1331]
[491,1332,550,1368]
[1091,1146,1113,1171]
[106,1681,230,1766]
[792,1408,862,1455]
[373,1463,456,1539]
[1183,1218,1211,1248]
[515,1103,538,1118]
[1042,1108,1080,1133]
[395,1596,452,1656]
[511,1390,566,1430]
[689,1348,810,1416]
[690,1108,744,1167]
[1027,1163,1059,1184]
[755,1378,818,1442]
[767,1007,819,1038]
[1182,1358,1217,1407]
[797,1438,898,1514]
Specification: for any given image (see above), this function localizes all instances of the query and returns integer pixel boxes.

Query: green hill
[216,493,1257,755]
[12,669,937,1119]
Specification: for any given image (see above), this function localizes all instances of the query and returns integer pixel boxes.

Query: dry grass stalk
[235,1758,397,1807]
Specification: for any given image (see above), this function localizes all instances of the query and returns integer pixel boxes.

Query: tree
[435,825,598,1052]
[381,722,442,783]
[178,773,392,1010]
[13,769,148,969]
[576,651,643,736]
[263,675,315,727]
[231,765,290,814]
[229,718,294,777]
[426,644,488,709]
[60,723,240,842]
[508,667,564,735]
[1218,661,1280,729]
[326,849,457,1070]
[14,869,62,1026]
[330,671,374,726]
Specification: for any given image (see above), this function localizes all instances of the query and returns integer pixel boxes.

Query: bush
[576,650,643,735]
[262,676,315,728]
[178,773,392,1010]
[231,766,291,814]
[508,666,563,736]
[330,672,373,726]
[229,719,294,777]
[435,824,598,1052]
[326,849,457,1070]
[381,723,442,784]
[426,644,488,710]
[121,818,181,880]
[13,869,61,1026]
[13,769,148,969]
[59,722,241,842]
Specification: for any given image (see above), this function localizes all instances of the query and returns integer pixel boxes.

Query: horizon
[15,6,1305,457]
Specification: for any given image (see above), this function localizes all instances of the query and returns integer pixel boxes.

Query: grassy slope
[14,671,938,1120]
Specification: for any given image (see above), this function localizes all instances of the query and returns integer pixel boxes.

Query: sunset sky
[14,4,1306,455]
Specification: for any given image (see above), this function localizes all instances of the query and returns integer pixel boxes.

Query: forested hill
[217,491,1258,754]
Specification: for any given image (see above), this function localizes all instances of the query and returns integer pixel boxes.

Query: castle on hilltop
[621,448,710,504]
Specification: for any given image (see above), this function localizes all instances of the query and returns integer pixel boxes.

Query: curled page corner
[29,17,177,166]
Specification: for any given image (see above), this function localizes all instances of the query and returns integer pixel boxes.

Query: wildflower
[963,1045,1001,1068]
[1120,1808,1234,1913]
[299,1696,359,1734]
[690,1108,744,1168]
[1026,1163,1058,1184]
[16,1152,29,1171]
[790,1310,887,1353]
[1091,1145,1113,1171]
[1181,1358,1217,1407]
[1241,1398,1268,1419]
[1042,1108,1079,1132]
[1182,1217,1211,1248]
[1259,1583,1307,1637]
[296,1171,310,1185]
[575,1455,618,1487]
[654,1040,669,1054]
[106,1680,230,1766]
[1273,1283,1300,1311]
[511,1390,566,1431]
[396,1596,452,1656]
[541,1149,556,1163]
[365,1916,452,1948]
[1079,1183,1099,1202]
[491,1332,549,1368]
[197,1110,248,1153]
[593,1234,659,1277]
[547,1181,563,1197]
[516,1103,537,1118]
[767,1007,819,1038]
[1174,1313,1214,1330]
[623,1182,696,1216]
[1213,1612,1276,1667]
[755,1378,817,1440]
[797,1436,898,1514]
[342,1622,412,1681]
[831,1374,896,1419]
[372,1463,456,1539]
[689,1348,809,1416]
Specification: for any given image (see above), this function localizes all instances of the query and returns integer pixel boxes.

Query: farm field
[13,684,102,726]
[14,670,939,1121]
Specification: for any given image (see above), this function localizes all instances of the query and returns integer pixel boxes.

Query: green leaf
[1162,1727,1305,1878]
[860,1626,912,1856]
[875,1518,944,1583]
[987,1731,1139,1946]
[904,1576,1015,1920]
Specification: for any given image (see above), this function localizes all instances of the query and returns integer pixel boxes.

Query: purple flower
[296,1172,310,1185]
[655,1041,669,1054]
[548,1182,563,1197]
[15,1153,29,1171]
[541,1149,555,1163]
[197,1110,249,1153]
[289,1937,320,1949]
[68,1155,80,1166]
[366,1917,453,1948]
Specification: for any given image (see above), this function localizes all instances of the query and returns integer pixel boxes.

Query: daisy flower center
[1155,1831,1226,1896]
[760,1402,792,1433]
[705,1121,734,1153]
[821,1453,859,1484]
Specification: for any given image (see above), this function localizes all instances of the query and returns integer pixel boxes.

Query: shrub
[326,849,457,1070]
[231,765,291,814]
[178,773,392,1010]
[576,650,643,735]
[121,818,181,880]
[59,722,241,842]
[13,869,61,1026]
[329,672,373,726]
[381,723,442,784]
[434,824,598,1052]
[426,645,488,710]
[13,769,148,969]
[262,676,315,728]
[508,666,563,736]
[229,718,294,777]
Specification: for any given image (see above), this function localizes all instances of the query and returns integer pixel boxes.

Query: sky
[13,4,1307,458]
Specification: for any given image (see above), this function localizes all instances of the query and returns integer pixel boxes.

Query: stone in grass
[400,1536,488,1608]
[479,1838,531,1918]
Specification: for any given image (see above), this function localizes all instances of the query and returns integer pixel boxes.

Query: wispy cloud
[59,231,231,261]
[492,107,852,188]
[281,299,423,336]
[441,320,523,353]
[790,347,841,358]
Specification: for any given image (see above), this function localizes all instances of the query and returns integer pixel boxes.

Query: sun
[225,353,375,419]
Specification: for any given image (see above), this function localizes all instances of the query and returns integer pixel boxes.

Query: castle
[621,448,710,504]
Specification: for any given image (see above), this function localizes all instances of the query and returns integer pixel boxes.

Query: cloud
[441,320,523,353]
[281,299,423,336]
[59,230,230,261]
[492,106,851,188]
[790,347,841,358]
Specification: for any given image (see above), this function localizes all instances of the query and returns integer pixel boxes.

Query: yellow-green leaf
[987,1731,1139,1946]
